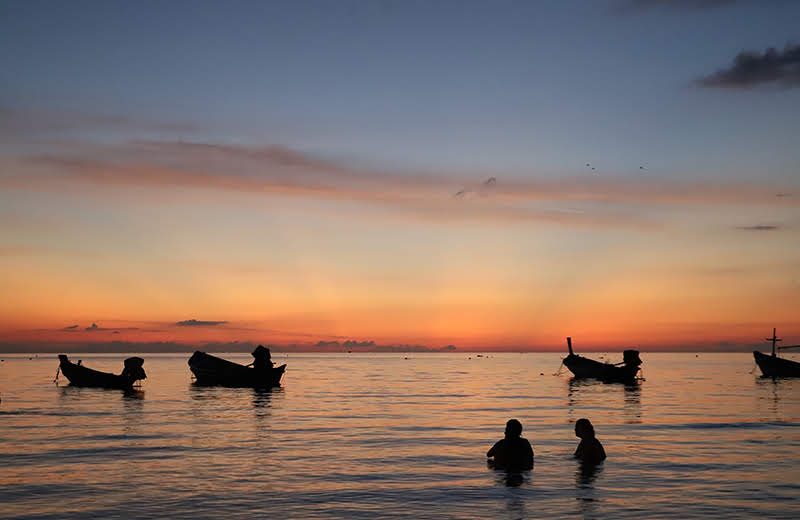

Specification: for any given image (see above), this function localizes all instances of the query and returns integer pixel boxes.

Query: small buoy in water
[404,357,408,360]
[540,372,544,376]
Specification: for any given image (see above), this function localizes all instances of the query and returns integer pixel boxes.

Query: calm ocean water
[1,352,799,519]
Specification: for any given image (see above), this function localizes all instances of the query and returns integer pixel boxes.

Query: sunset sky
[1,0,798,351]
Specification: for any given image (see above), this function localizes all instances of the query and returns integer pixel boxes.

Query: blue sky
[2,0,799,176]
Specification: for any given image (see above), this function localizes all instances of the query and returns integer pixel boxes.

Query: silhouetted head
[505,419,523,438]
[252,345,271,359]
[575,418,595,439]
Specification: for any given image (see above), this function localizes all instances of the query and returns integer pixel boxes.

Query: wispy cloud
[175,319,229,327]
[0,106,198,142]
[3,139,797,231]
[696,43,800,89]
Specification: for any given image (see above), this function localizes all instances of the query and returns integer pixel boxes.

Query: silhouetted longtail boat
[57,355,146,389]
[562,337,642,383]
[753,328,800,377]
[188,351,286,387]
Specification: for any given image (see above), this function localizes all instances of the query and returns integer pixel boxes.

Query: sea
[1,352,798,519]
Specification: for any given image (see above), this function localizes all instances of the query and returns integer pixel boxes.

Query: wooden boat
[563,337,641,383]
[57,354,146,389]
[753,329,800,377]
[188,351,286,387]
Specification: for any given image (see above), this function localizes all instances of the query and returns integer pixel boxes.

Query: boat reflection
[567,377,642,424]
[188,382,284,412]
[252,387,285,422]
[122,388,145,400]
[121,388,144,436]
[252,387,277,408]
[57,384,144,400]
[754,376,798,422]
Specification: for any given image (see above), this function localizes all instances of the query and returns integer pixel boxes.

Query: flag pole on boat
[766,328,781,357]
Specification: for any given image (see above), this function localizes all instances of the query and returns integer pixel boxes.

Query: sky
[1,0,799,352]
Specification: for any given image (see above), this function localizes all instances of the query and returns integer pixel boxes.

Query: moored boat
[562,337,642,383]
[57,355,146,389]
[188,350,286,387]
[753,329,800,377]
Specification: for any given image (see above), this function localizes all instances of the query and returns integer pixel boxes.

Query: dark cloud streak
[81,323,139,332]
[737,224,780,231]
[696,44,800,89]
[619,0,743,11]
[175,319,229,327]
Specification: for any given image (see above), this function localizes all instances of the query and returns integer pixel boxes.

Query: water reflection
[504,493,528,519]
[575,462,604,517]
[187,383,284,420]
[576,461,603,487]
[488,462,532,487]
[252,387,276,408]
[57,384,143,401]
[567,378,642,424]
[123,388,145,400]
[252,387,283,423]
[754,376,798,421]
[121,389,144,436]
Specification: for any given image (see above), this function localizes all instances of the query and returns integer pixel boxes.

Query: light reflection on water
[0,352,799,519]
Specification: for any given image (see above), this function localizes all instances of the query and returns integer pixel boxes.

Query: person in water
[487,419,534,470]
[251,345,274,371]
[574,418,606,464]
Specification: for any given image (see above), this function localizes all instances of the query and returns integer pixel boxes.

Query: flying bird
[455,177,497,199]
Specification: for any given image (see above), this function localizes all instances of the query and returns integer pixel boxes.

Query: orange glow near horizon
[2,149,799,352]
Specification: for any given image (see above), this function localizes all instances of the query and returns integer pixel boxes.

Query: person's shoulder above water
[574,418,606,464]
[487,419,534,470]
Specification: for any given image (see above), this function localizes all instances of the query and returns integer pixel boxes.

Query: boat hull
[188,351,286,387]
[58,355,143,389]
[753,351,800,377]
[563,354,640,383]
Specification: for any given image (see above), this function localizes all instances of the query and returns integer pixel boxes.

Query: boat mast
[766,327,782,357]
[567,337,574,356]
